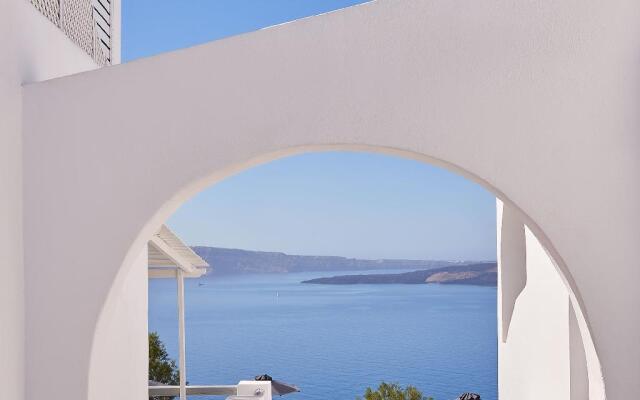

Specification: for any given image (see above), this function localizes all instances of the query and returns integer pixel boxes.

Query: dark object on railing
[255,374,300,396]
[456,393,481,400]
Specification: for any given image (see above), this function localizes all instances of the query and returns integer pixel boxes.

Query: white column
[177,269,187,400]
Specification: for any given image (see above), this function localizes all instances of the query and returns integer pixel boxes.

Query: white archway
[23,1,640,398]
[90,145,604,400]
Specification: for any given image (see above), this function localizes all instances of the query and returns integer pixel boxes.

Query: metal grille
[29,0,111,66]
[91,0,112,65]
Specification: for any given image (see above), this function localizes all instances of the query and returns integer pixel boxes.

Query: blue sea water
[148,271,497,400]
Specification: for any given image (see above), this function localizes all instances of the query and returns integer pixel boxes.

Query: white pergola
[148,224,209,400]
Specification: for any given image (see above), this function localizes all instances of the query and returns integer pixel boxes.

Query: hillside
[301,262,497,286]
[191,246,467,275]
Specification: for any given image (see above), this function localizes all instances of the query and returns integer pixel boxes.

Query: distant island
[301,262,497,286]
[192,246,475,275]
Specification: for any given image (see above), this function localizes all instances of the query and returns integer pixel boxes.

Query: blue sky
[123,0,371,61]
[123,2,496,261]
[167,152,496,261]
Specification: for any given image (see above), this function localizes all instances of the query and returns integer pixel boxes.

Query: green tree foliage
[149,332,180,400]
[358,382,434,400]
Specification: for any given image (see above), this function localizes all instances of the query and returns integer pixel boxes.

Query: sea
[148,271,497,400]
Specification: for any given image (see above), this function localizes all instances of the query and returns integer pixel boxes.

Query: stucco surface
[498,203,592,399]
[571,303,590,400]
[496,201,526,343]
[0,2,97,400]
[88,246,148,400]
[499,226,571,400]
[22,0,640,399]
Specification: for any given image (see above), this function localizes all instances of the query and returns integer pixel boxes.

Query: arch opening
[89,145,605,400]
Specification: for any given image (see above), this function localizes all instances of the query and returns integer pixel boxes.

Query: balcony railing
[30,0,112,65]
[149,381,273,400]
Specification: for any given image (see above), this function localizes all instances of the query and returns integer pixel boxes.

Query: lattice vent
[30,0,59,25]
[60,0,95,59]
[29,0,111,66]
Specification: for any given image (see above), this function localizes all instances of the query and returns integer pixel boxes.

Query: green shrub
[149,332,180,400]
[358,382,434,400]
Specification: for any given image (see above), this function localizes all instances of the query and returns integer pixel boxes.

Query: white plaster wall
[0,2,97,400]
[570,303,589,400]
[88,246,148,400]
[0,4,24,400]
[496,201,527,343]
[498,203,591,399]
[20,0,640,399]
[499,227,571,400]
[11,1,99,83]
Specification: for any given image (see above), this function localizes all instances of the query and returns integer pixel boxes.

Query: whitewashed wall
[15,0,640,399]
[570,304,589,400]
[88,246,148,400]
[0,2,98,400]
[498,201,591,400]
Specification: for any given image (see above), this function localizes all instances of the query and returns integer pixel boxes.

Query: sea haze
[192,246,465,275]
[148,271,498,400]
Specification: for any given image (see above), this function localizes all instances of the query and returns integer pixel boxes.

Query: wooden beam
[148,267,204,279]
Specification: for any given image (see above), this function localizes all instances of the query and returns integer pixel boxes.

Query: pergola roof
[148,225,209,278]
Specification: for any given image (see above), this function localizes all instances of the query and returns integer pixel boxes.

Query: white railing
[149,381,273,400]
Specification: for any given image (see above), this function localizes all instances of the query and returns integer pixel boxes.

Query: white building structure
[1,0,639,399]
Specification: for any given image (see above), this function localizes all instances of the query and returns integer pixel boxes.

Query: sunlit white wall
[498,201,590,399]
[0,2,99,400]
[88,246,148,400]
[18,0,640,399]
